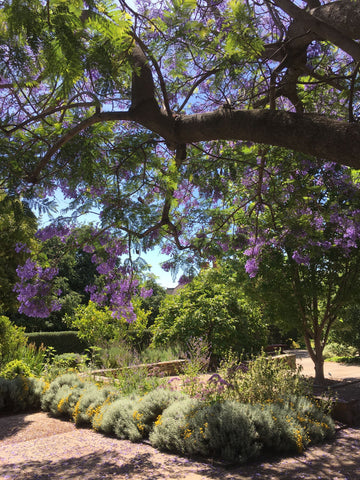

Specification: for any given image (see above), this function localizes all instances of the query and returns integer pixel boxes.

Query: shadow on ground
[0,412,32,441]
[0,426,359,480]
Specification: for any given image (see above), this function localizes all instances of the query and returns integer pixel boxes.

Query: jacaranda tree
[212,153,360,382]
[1,0,360,381]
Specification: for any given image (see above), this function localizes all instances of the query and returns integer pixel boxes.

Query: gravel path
[0,412,359,480]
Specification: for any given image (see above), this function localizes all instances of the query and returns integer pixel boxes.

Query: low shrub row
[0,372,335,464]
[26,331,88,355]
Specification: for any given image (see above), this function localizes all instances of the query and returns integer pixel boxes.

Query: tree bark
[125,107,360,169]
[303,329,325,384]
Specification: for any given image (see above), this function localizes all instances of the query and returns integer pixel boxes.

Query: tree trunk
[313,352,325,384]
[304,330,326,384]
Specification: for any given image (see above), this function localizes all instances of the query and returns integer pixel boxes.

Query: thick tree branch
[28,107,360,183]
[274,0,360,61]
[170,109,360,169]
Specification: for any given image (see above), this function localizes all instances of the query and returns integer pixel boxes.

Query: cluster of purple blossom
[14,225,153,321]
[14,259,61,318]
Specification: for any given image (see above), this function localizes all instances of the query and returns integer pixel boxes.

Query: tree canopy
[1,0,360,327]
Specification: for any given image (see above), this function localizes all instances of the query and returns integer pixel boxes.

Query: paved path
[291,350,360,381]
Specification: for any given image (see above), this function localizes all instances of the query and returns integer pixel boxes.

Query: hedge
[26,331,88,354]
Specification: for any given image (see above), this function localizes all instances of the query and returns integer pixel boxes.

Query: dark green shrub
[330,305,360,356]
[44,352,89,379]
[152,267,268,360]
[0,316,28,366]
[26,331,88,354]
[218,352,310,404]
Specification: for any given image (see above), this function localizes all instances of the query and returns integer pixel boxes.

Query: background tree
[152,266,268,362]
[329,304,360,357]
[138,278,167,327]
[12,228,99,331]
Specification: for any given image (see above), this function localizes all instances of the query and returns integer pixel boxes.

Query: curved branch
[274,0,360,61]
[27,111,131,183]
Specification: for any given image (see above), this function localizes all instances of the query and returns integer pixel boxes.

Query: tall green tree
[217,153,360,383]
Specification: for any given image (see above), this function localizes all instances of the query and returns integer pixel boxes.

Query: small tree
[0,316,28,367]
[152,267,267,361]
[66,301,127,347]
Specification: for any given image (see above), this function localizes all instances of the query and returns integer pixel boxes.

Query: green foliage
[323,342,358,359]
[0,359,32,379]
[330,305,360,356]
[177,352,309,405]
[111,364,166,396]
[15,342,47,377]
[218,352,309,405]
[44,352,89,380]
[139,279,167,328]
[125,297,152,351]
[0,376,46,413]
[325,355,360,365]
[152,267,267,360]
[182,337,211,377]
[30,231,99,332]
[66,301,126,346]
[0,315,28,366]
[4,0,132,96]
[0,318,47,376]
[139,345,181,364]
[0,193,38,314]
